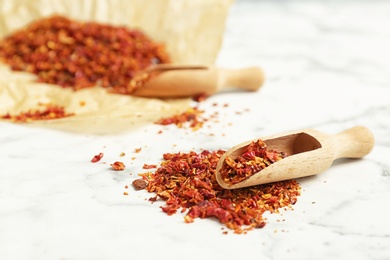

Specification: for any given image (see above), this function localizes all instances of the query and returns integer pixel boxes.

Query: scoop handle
[219,67,265,92]
[332,126,375,159]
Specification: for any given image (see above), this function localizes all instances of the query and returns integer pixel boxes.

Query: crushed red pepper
[220,139,287,185]
[143,164,157,169]
[91,152,104,163]
[0,15,170,94]
[136,149,300,234]
[111,161,126,171]
[154,107,205,130]
[0,103,74,122]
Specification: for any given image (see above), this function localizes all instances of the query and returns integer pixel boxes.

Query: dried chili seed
[0,103,74,122]
[139,149,300,234]
[111,161,125,171]
[0,15,170,94]
[91,152,104,163]
[219,139,287,185]
[132,179,147,190]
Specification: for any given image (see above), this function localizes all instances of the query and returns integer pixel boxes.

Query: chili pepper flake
[111,161,125,171]
[192,93,209,102]
[143,164,157,169]
[91,152,104,163]
[219,139,287,185]
[134,148,142,153]
[0,103,74,122]
[137,149,300,234]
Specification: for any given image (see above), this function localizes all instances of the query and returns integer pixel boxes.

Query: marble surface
[1,0,390,259]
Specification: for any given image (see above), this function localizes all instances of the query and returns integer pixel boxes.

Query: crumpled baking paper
[0,0,233,134]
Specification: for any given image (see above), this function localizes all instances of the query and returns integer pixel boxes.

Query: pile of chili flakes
[134,149,301,234]
[0,15,170,94]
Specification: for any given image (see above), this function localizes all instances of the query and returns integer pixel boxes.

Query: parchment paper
[0,0,233,134]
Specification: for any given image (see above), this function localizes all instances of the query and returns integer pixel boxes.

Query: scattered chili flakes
[219,139,287,185]
[137,149,300,234]
[91,152,104,163]
[1,103,74,122]
[111,161,125,171]
[155,107,205,130]
[135,148,142,153]
[0,15,170,94]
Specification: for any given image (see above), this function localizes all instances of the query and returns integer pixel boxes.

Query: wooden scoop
[215,126,375,189]
[131,64,264,98]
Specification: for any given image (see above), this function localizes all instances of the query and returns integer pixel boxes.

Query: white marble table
[1,1,390,259]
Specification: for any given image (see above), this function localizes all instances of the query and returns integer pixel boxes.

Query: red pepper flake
[219,139,287,185]
[192,93,209,102]
[91,152,104,163]
[138,149,300,234]
[120,152,126,157]
[155,107,205,130]
[1,103,74,122]
[111,161,125,171]
[134,148,142,153]
[143,164,157,169]
[0,15,170,94]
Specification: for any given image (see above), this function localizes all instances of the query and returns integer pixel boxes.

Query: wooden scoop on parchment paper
[215,126,375,189]
[130,64,265,98]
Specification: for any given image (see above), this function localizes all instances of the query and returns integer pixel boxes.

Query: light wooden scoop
[131,64,264,98]
[215,126,375,189]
